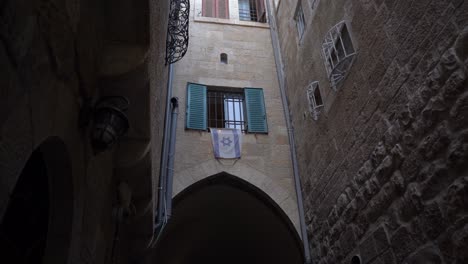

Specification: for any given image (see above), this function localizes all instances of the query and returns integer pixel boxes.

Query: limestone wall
[172,0,300,231]
[274,0,468,263]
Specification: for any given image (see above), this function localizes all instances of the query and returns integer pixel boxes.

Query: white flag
[210,128,242,159]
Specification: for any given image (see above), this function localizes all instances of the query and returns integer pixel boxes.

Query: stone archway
[173,159,300,232]
[151,172,304,264]
[0,137,74,264]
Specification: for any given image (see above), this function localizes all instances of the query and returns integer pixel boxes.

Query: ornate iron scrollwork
[165,0,190,65]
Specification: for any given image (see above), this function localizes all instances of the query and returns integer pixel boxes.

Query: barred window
[208,88,246,130]
[322,21,356,90]
[238,0,266,22]
[306,81,323,120]
[186,83,268,133]
[295,2,305,41]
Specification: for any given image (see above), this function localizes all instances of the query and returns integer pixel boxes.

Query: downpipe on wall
[149,0,189,251]
[165,97,179,218]
[265,0,312,263]
[151,64,176,247]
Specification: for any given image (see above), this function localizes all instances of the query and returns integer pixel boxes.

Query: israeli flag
[210,128,242,159]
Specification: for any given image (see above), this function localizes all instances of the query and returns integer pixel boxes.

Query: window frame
[207,87,247,131]
[306,81,324,121]
[322,21,356,91]
[202,0,230,19]
[238,0,267,23]
[185,83,268,133]
[294,2,306,43]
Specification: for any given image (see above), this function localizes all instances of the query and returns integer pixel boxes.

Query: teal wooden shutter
[244,88,268,133]
[186,83,207,130]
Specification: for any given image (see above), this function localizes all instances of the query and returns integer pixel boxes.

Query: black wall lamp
[86,96,130,154]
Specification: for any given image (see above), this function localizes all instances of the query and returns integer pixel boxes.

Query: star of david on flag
[210,128,242,159]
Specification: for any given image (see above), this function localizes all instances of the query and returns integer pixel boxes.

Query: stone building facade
[0,0,169,263]
[170,0,301,230]
[272,0,468,263]
[2,0,468,263]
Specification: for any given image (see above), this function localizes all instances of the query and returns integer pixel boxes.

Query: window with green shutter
[244,88,268,133]
[186,83,207,130]
[185,84,267,133]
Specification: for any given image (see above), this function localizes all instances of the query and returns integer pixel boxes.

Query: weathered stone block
[400,150,422,183]
[373,226,391,255]
[355,160,374,185]
[336,193,350,216]
[444,176,468,221]
[403,245,444,264]
[340,225,357,258]
[390,226,419,263]
[419,161,450,201]
[371,141,387,166]
[397,104,414,128]
[343,199,358,224]
[365,181,396,223]
[363,177,380,202]
[447,130,468,168]
[452,223,468,262]
[418,122,450,160]
[383,206,401,233]
[355,212,370,239]
[420,202,446,240]
[378,249,396,264]
[374,155,394,185]
[441,68,466,101]
[450,92,468,131]
[328,206,339,227]
[397,183,423,222]
[330,220,345,245]
[359,234,377,264]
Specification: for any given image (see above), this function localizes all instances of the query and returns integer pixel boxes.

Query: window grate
[238,0,266,22]
[207,90,246,131]
[306,81,324,121]
[322,21,356,90]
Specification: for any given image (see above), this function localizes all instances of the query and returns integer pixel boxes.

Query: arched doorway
[0,137,74,264]
[152,173,304,264]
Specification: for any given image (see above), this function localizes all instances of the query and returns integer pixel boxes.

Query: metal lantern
[91,96,130,153]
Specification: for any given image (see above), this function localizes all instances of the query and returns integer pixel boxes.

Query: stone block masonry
[171,0,300,232]
[274,0,468,263]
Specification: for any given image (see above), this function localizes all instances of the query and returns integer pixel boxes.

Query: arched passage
[152,172,304,264]
[0,137,74,264]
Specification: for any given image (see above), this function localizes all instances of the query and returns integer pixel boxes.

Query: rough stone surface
[274,0,468,263]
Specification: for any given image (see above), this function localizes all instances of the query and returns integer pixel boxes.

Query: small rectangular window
[307,81,324,120]
[295,3,305,41]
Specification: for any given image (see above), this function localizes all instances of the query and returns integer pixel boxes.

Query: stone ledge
[193,16,270,29]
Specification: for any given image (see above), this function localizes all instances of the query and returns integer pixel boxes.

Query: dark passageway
[152,174,304,264]
[0,150,49,263]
